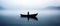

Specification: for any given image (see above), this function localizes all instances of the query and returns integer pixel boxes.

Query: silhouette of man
[27,12,29,21]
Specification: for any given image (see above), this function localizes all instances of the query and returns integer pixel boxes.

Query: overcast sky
[0,0,60,10]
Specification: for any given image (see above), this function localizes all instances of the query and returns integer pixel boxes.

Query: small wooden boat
[20,12,38,21]
[21,13,38,17]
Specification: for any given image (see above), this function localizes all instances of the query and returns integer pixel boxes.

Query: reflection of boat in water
[20,12,38,21]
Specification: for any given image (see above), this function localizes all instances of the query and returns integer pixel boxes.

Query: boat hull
[21,14,38,17]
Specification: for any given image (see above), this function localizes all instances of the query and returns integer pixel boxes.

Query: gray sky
[0,0,60,10]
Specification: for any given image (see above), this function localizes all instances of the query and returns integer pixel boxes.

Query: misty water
[0,10,60,26]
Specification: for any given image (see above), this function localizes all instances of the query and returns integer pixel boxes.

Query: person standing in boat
[27,12,29,21]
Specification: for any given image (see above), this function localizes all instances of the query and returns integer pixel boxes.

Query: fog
[0,0,60,26]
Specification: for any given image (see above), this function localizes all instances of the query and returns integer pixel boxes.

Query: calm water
[0,10,60,26]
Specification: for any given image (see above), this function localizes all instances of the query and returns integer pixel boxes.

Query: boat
[20,12,38,17]
[20,12,38,21]
[21,14,38,17]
